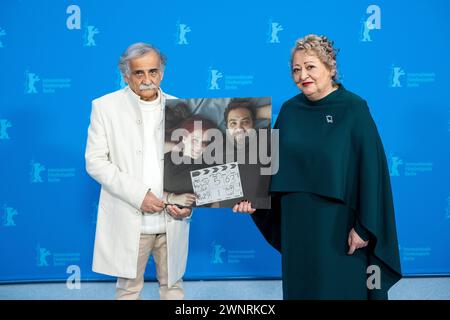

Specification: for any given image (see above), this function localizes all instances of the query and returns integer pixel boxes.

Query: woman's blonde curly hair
[290,34,340,84]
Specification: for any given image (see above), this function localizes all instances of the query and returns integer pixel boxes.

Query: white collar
[125,86,163,109]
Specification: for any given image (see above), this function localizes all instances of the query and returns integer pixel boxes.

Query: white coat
[85,86,190,287]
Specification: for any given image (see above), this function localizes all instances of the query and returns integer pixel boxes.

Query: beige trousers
[115,233,184,300]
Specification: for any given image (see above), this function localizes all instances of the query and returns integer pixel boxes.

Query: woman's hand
[232,200,256,214]
[347,228,369,255]
[168,193,196,207]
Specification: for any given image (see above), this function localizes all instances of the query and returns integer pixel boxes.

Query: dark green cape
[252,86,402,299]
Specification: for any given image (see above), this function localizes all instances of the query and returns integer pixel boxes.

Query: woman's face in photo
[182,129,208,159]
[291,50,335,101]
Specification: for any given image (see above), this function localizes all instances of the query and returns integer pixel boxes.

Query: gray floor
[0,278,449,300]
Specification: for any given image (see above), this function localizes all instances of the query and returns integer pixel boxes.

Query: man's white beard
[139,83,158,91]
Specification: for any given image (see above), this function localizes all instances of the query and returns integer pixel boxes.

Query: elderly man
[85,42,191,300]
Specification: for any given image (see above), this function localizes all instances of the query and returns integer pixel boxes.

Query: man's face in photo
[226,107,254,146]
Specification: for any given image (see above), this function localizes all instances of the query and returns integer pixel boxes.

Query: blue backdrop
[1,0,449,283]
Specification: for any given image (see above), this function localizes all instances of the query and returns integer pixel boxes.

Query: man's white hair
[118,42,166,77]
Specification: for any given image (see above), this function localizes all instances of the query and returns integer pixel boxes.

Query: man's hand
[168,193,196,207]
[166,205,192,219]
[140,191,165,213]
[347,228,369,255]
[232,200,256,214]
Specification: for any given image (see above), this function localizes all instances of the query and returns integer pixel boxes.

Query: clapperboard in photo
[190,162,243,206]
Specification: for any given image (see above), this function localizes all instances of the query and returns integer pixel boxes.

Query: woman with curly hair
[235,34,402,300]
